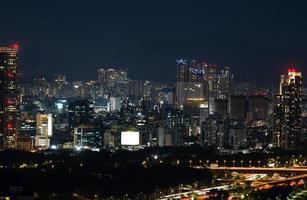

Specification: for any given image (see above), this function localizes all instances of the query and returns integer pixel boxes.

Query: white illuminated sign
[121,131,140,145]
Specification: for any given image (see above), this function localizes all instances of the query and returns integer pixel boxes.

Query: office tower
[214,99,229,120]
[103,130,115,149]
[98,68,128,86]
[247,95,270,122]
[164,108,190,146]
[176,59,189,82]
[129,80,152,100]
[74,125,102,150]
[208,67,233,114]
[108,96,121,112]
[274,69,302,149]
[30,78,50,99]
[0,45,19,149]
[158,126,166,146]
[176,82,205,109]
[51,74,68,98]
[201,114,227,149]
[176,59,233,112]
[228,120,247,149]
[157,87,175,106]
[189,60,206,82]
[210,66,233,100]
[176,59,206,109]
[229,95,248,121]
[35,113,53,149]
[72,81,84,97]
[68,99,94,128]
[97,68,129,97]
[17,136,34,151]
[199,101,209,124]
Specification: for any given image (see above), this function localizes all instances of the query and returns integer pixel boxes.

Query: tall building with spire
[274,68,302,149]
[0,44,19,149]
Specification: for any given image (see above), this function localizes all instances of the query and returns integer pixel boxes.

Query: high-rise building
[35,113,53,149]
[214,99,229,120]
[228,120,247,149]
[210,66,233,100]
[68,99,94,129]
[30,77,50,99]
[129,80,152,100]
[176,59,233,111]
[229,95,248,121]
[97,68,129,97]
[247,95,270,122]
[176,82,205,109]
[274,69,302,149]
[51,74,68,98]
[74,125,102,150]
[108,96,121,112]
[164,108,190,146]
[176,59,206,108]
[176,59,189,82]
[0,44,19,149]
[201,114,227,149]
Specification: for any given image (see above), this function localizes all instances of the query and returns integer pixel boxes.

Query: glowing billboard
[121,131,140,145]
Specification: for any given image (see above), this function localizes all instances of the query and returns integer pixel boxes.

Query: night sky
[1,1,307,84]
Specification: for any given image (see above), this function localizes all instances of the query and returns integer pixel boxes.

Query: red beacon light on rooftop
[288,68,296,73]
[9,44,19,49]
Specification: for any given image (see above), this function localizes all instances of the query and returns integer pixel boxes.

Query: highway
[159,166,307,199]
[209,166,307,174]
[252,174,307,188]
[158,185,230,200]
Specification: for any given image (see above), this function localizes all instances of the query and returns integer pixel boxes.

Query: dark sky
[1,1,307,84]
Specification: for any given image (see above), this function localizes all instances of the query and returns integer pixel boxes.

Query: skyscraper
[274,69,302,149]
[35,113,53,149]
[97,68,129,96]
[229,95,248,121]
[176,59,233,112]
[176,59,189,82]
[247,95,270,122]
[68,99,95,129]
[0,45,19,149]
[176,59,206,108]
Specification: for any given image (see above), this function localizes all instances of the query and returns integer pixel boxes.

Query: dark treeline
[0,147,306,198]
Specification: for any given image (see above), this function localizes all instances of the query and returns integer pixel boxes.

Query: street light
[233,160,235,167]
[258,160,261,167]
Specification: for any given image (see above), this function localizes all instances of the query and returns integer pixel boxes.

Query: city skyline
[1,1,307,199]
[1,1,307,84]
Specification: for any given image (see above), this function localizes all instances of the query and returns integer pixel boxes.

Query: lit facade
[35,113,52,149]
[74,125,102,150]
[274,69,302,149]
[97,68,129,97]
[0,45,19,149]
[176,59,206,108]
[176,59,233,111]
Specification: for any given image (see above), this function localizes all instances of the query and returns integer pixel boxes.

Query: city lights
[0,1,307,199]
